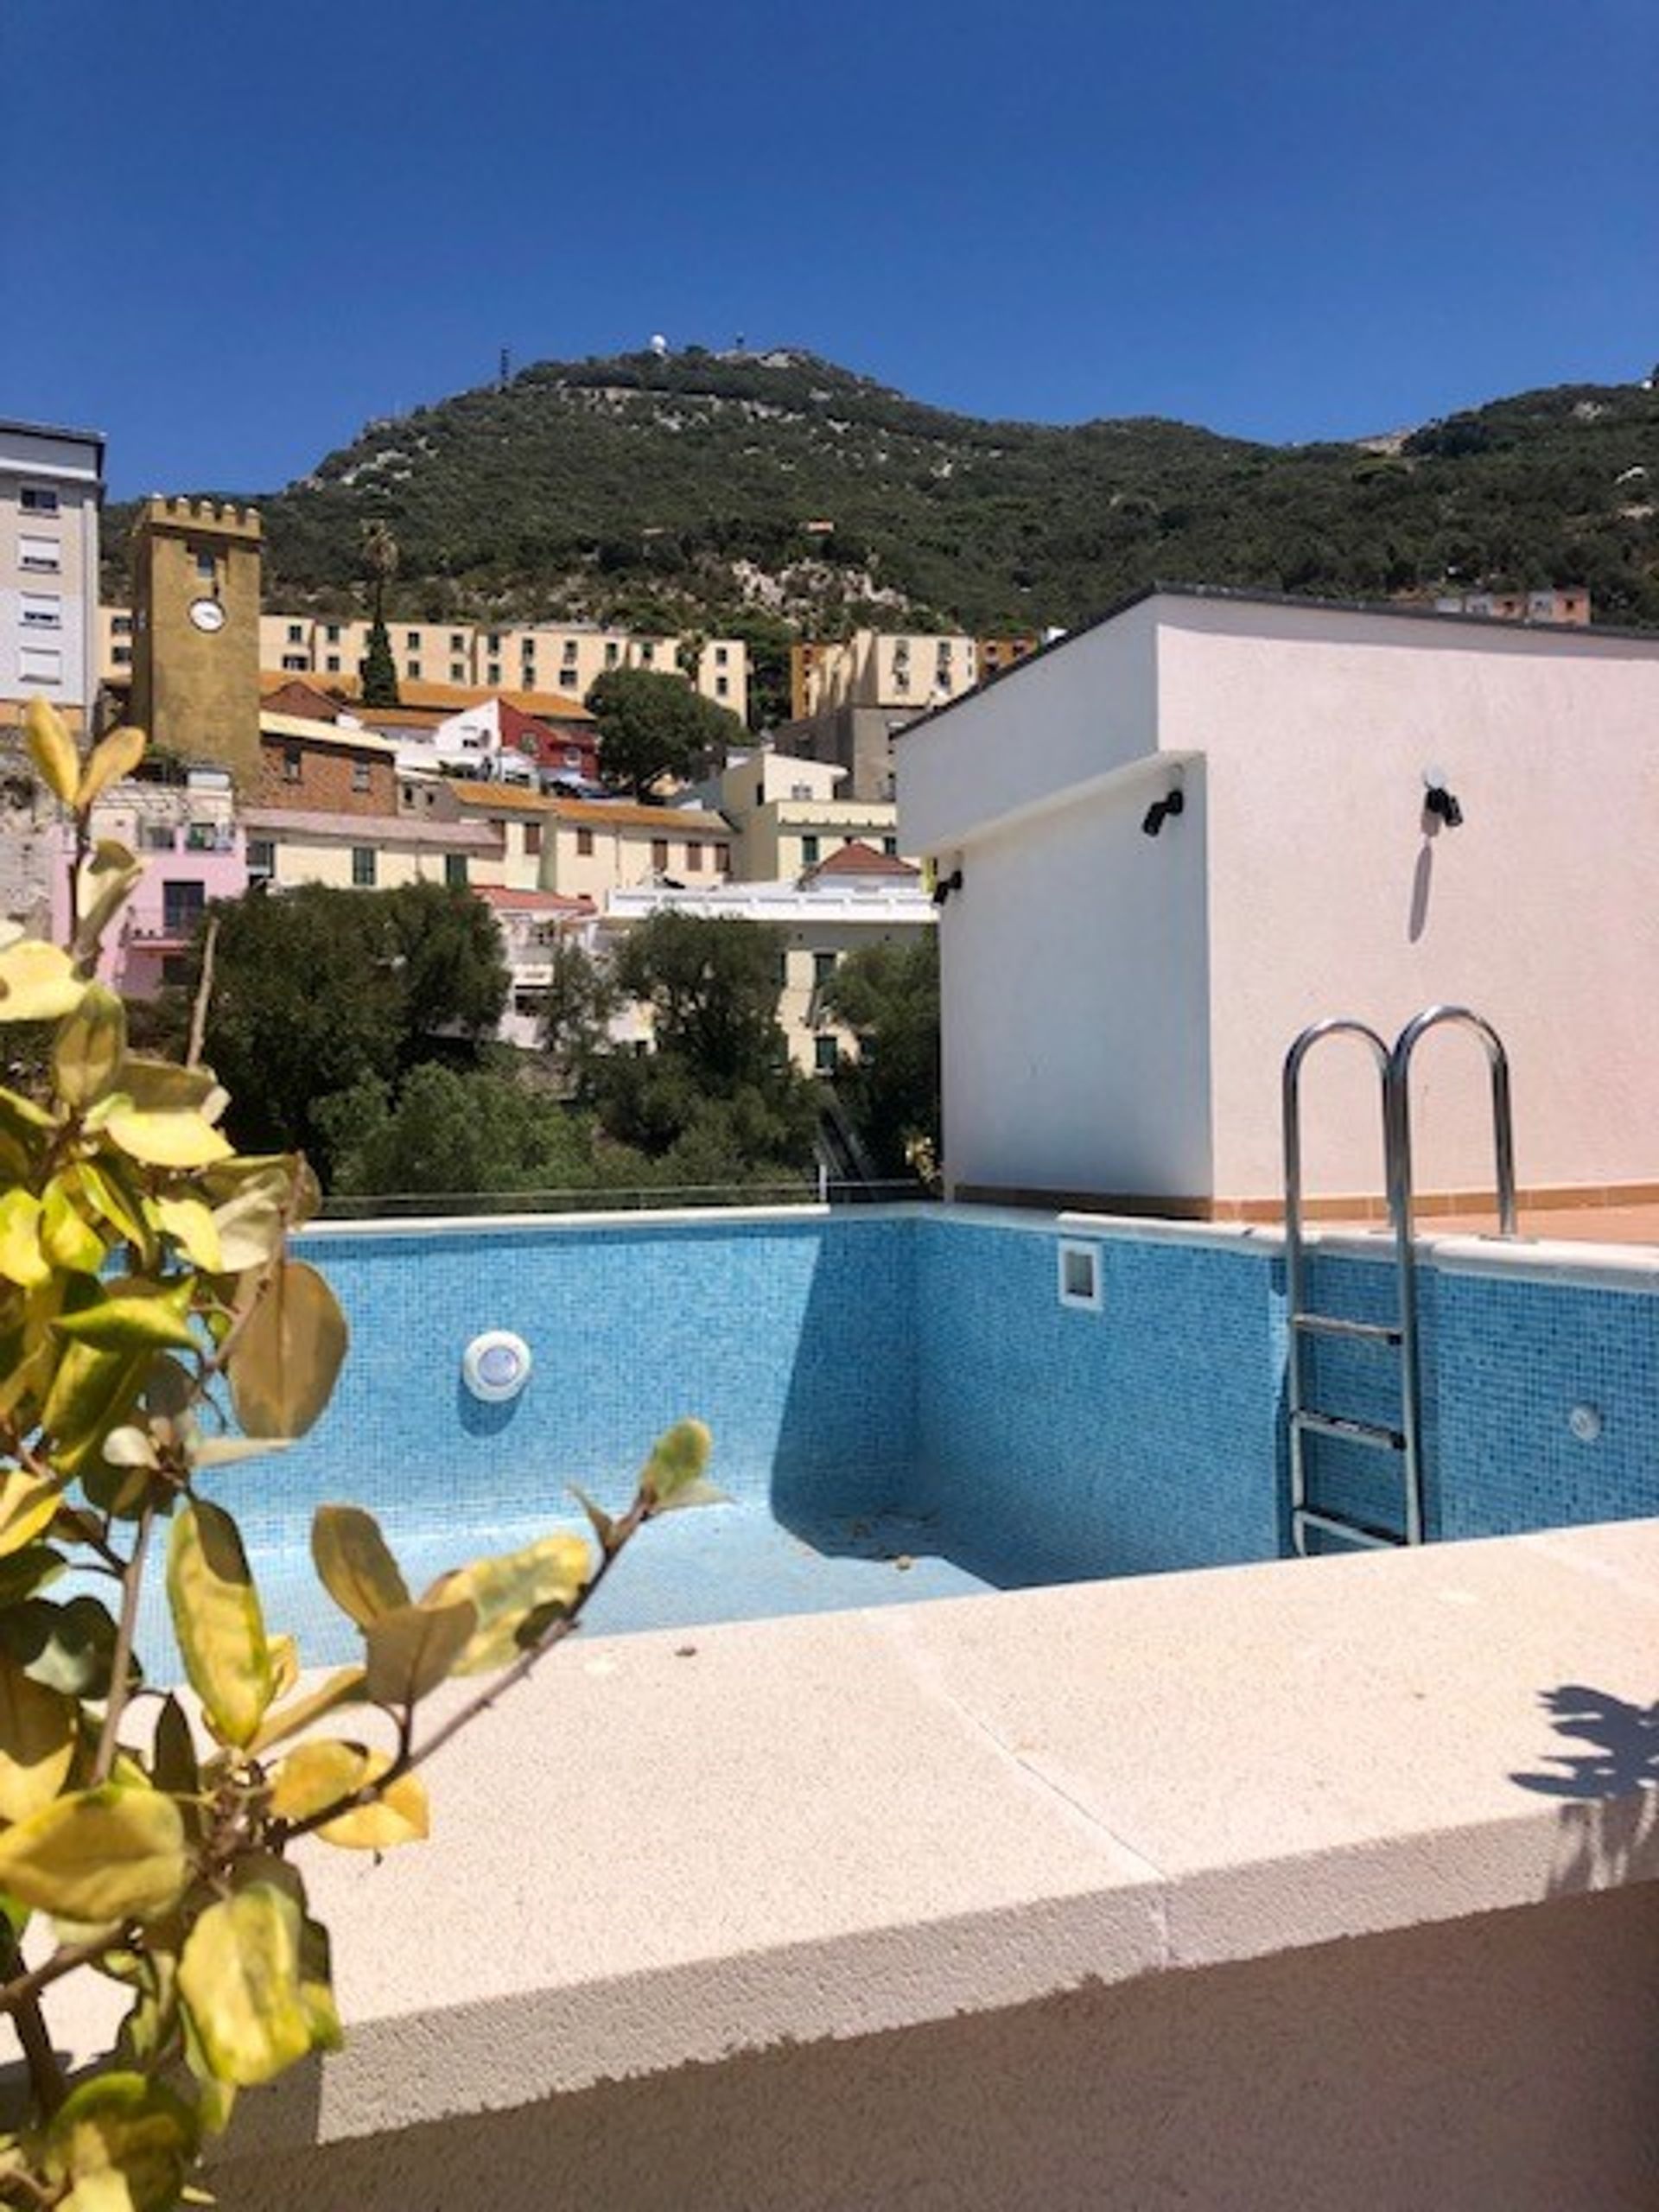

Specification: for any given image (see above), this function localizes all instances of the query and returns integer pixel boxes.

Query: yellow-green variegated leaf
[41,1181,107,1275]
[424,1534,590,1675]
[0,1649,76,1823]
[0,940,86,1025]
[310,1504,409,1628]
[103,1108,231,1170]
[228,1261,347,1440]
[54,1288,197,1353]
[166,1501,272,1748]
[178,1884,314,2088]
[46,2071,199,2212]
[52,985,127,1109]
[266,1738,367,1823]
[248,1664,366,1755]
[298,1912,343,2054]
[116,1058,219,1116]
[207,1166,289,1274]
[76,725,147,810]
[23,697,79,805]
[315,1755,429,1851]
[73,842,143,964]
[362,1600,475,1707]
[71,1159,150,1253]
[0,1471,63,1560]
[152,1195,223,1274]
[640,1418,714,1508]
[0,1190,48,1289]
[0,1785,187,1920]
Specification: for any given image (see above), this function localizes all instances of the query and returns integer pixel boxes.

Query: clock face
[188,596,226,634]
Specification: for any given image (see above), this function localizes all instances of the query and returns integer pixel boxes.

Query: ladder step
[1292,1408,1405,1452]
[1292,1312,1402,1345]
[1294,1505,1405,1551]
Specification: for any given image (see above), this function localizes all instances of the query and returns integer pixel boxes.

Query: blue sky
[7,0,1655,497]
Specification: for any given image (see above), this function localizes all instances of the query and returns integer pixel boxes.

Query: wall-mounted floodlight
[931,868,964,907]
[1422,766,1464,829]
[1141,788,1185,839]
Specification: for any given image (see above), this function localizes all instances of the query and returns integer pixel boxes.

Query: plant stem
[0,1932,129,2021]
[0,1925,66,2120]
[185,914,219,1069]
[92,1504,155,1785]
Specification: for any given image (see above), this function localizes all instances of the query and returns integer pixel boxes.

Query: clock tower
[130,496,262,786]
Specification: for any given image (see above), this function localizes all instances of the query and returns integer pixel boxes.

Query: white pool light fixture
[462,1330,532,1403]
[1567,1402,1602,1443]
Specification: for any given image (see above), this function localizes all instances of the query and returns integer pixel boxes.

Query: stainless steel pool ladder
[1282,1007,1518,1555]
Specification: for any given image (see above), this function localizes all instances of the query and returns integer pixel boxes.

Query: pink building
[49,770,248,996]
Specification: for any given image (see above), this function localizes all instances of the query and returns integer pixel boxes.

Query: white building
[1,418,103,739]
[605,844,935,1072]
[898,584,1659,1217]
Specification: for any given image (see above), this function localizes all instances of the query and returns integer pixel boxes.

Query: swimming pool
[156,1205,1659,1670]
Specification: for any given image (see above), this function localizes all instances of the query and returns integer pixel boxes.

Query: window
[813,950,837,987]
[405,631,420,649]
[685,842,703,871]
[111,613,133,635]
[883,836,898,856]
[19,646,60,683]
[715,645,728,666]
[524,823,542,856]
[283,745,302,783]
[486,632,502,651]
[576,828,594,856]
[113,645,131,665]
[247,839,276,880]
[287,623,304,644]
[445,854,468,888]
[19,535,58,572]
[325,654,341,672]
[651,838,669,872]
[405,660,422,679]
[449,632,466,652]
[20,486,59,514]
[521,645,536,666]
[715,844,730,872]
[893,670,910,691]
[801,834,820,866]
[21,593,60,629]
[281,653,307,671]
[640,642,655,665]
[352,760,371,792]
[715,676,729,698]
[450,661,466,682]
[194,549,215,582]
[139,824,175,853]
[563,640,578,661]
[604,643,620,667]
[325,623,340,643]
[814,1036,840,1076]
[352,848,377,887]
[162,880,207,937]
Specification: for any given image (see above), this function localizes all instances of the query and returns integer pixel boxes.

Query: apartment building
[1,418,104,738]
[257,711,401,814]
[1431,587,1592,626]
[708,749,902,880]
[242,807,497,895]
[233,613,751,723]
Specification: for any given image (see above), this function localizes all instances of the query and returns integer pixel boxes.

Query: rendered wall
[1161,600,1659,1198]
[214,1884,1659,2212]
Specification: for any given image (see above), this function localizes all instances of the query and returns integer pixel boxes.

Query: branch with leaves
[0,701,720,2209]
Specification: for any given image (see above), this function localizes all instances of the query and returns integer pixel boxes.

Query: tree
[0,697,719,2210]
[588,667,745,800]
[194,884,507,1176]
[820,935,941,1179]
[317,1063,599,1198]
[359,520,401,707]
[539,933,620,1090]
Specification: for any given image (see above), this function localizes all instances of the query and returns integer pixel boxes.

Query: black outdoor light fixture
[1141,786,1185,838]
[1422,766,1464,829]
[931,867,964,907]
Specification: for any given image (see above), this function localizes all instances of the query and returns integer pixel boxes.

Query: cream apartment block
[236,613,750,721]
[241,805,498,895]
[709,750,902,879]
[430,784,734,901]
[1,419,103,737]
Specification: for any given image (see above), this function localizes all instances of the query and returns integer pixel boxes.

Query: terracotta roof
[259,678,346,721]
[803,838,918,879]
[472,884,594,914]
[241,808,499,850]
[445,784,726,835]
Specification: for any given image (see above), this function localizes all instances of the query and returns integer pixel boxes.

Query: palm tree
[359,522,401,706]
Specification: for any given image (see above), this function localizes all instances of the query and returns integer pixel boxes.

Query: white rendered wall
[1160,600,1659,1198]
[936,760,1211,1199]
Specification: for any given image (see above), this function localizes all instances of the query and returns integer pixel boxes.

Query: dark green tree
[385,878,509,1048]
[588,668,745,800]
[539,933,620,1090]
[316,1063,599,1198]
[359,520,402,707]
[820,935,940,1179]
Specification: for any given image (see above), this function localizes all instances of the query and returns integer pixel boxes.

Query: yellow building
[130,499,263,785]
[431,784,733,901]
[241,805,498,894]
[711,750,902,880]
[789,629,1039,719]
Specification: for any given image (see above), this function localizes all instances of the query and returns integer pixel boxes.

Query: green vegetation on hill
[105,350,1659,647]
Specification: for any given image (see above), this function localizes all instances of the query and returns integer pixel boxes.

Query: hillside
[105,348,1659,713]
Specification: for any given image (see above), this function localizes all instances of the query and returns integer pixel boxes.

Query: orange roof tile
[804,839,918,878]
[447,784,729,835]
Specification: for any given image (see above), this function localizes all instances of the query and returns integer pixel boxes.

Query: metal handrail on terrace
[315,1177,938,1220]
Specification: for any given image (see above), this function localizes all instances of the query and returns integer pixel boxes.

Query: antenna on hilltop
[499,346,511,390]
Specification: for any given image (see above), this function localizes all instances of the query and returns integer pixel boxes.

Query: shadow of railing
[1510,1683,1659,1895]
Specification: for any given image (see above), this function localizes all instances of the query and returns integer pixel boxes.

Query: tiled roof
[803,839,917,878]
[447,784,727,835]
[259,673,594,720]
[258,712,402,755]
[472,884,594,914]
[242,808,499,850]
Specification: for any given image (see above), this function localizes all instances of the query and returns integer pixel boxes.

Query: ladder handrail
[1386,1004,1518,1242]
[1281,1019,1393,1554]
